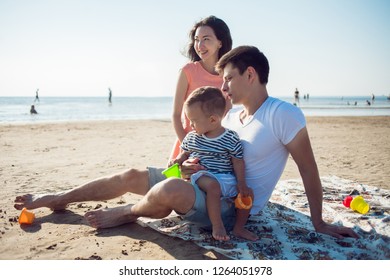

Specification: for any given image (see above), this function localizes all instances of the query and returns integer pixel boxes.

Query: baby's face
[185,103,212,135]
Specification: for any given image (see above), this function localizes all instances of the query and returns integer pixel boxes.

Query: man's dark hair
[216,45,269,85]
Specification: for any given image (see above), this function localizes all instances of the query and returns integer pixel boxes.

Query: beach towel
[137,176,390,260]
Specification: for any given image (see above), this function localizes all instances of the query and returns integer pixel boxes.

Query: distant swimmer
[30,105,38,114]
[35,89,40,102]
[366,100,371,106]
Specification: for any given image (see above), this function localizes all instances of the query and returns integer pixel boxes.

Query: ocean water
[0,95,389,124]
[0,96,173,124]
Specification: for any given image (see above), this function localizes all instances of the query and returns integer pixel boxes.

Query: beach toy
[234,193,252,210]
[343,195,370,214]
[350,195,370,214]
[342,195,353,207]
[161,163,181,178]
[18,207,35,225]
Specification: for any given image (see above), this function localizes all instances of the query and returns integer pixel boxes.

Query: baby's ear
[209,115,218,123]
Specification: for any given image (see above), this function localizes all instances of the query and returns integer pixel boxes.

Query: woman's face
[193,25,222,62]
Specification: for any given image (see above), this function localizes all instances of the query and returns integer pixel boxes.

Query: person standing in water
[35,89,40,102]
[294,88,299,105]
[108,88,112,104]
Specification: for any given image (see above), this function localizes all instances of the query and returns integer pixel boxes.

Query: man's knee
[120,168,149,194]
[122,168,142,181]
[154,178,185,198]
[152,178,195,212]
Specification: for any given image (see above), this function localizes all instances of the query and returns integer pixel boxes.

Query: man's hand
[180,158,206,180]
[314,220,360,239]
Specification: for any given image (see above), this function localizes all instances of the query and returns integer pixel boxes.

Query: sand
[0,116,389,260]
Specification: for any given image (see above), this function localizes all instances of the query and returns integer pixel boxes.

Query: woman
[169,15,233,162]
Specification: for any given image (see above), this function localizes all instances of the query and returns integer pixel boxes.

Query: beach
[1,116,389,260]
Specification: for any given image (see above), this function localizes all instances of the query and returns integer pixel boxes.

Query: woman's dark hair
[186,16,232,62]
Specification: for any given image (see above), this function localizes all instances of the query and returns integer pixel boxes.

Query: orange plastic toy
[18,207,35,225]
[234,193,252,210]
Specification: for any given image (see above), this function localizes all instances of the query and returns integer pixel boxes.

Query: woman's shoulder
[182,61,200,71]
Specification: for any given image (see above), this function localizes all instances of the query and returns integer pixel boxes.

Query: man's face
[221,63,247,105]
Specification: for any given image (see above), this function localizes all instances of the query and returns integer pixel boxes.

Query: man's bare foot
[232,227,258,241]
[84,204,137,229]
[212,224,230,241]
[14,194,68,211]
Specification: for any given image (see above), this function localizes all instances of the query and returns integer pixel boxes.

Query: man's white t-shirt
[222,96,306,214]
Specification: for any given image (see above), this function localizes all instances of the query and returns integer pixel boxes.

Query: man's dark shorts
[147,166,236,230]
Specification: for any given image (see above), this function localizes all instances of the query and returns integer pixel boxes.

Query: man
[14,46,358,239]
[215,46,355,237]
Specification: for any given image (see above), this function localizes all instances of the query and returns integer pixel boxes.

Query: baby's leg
[233,208,258,241]
[196,176,230,241]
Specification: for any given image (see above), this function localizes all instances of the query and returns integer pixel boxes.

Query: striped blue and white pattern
[181,129,243,174]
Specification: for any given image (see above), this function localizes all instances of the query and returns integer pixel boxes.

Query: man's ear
[247,66,256,82]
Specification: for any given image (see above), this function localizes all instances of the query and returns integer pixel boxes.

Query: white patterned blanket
[137,176,390,260]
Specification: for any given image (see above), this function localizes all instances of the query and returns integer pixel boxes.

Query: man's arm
[286,127,359,239]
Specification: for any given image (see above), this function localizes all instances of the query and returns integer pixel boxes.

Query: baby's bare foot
[233,227,258,241]
[212,225,230,241]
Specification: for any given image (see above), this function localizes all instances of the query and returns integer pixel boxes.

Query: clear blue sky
[1,0,389,97]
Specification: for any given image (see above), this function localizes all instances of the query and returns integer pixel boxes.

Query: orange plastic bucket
[234,193,252,210]
[19,207,35,225]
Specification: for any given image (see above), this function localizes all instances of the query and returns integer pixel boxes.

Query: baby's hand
[237,184,253,199]
[181,158,205,180]
[168,158,182,167]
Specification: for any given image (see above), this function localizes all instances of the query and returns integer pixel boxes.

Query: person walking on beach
[14,45,359,241]
[34,89,40,102]
[171,86,256,241]
[169,15,233,163]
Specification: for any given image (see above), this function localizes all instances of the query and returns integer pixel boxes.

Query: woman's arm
[172,69,189,142]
